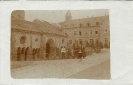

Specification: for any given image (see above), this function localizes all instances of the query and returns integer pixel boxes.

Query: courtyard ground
[11,49,110,79]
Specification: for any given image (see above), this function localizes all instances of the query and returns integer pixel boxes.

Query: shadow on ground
[67,60,110,79]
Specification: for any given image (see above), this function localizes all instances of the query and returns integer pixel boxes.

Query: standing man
[37,49,40,60]
[78,45,82,62]
[25,49,27,61]
[17,47,21,61]
[74,45,78,59]
[81,45,86,59]
[33,49,35,60]
[61,46,66,59]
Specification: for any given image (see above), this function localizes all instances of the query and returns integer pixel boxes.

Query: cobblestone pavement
[11,49,110,79]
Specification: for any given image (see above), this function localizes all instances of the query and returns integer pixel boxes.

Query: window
[20,36,26,44]
[90,30,92,35]
[74,31,77,35]
[95,30,98,34]
[96,22,99,26]
[79,31,82,35]
[87,23,90,27]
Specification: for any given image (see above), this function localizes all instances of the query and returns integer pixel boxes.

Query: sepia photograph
[10,10,110,79]
[0,0,133,84]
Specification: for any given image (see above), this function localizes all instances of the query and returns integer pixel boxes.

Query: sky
[25,9,109,23]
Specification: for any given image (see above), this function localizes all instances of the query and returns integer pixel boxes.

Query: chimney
[105,14,106,16]
[92,15,93,18]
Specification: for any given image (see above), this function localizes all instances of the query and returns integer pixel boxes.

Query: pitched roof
[11,19,65,36]
[11,19,42,33]
[59,15,109,28]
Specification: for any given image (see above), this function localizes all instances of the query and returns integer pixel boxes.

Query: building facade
[59,10,110,48]
[11,10,110,61]
[11,10,67,61]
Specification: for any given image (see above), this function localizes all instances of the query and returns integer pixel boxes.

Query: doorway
[46,43,50,59]
[45,38,55,59]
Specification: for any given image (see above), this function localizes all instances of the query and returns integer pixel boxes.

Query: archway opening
[46,43,50,59]
[46,39,55,59]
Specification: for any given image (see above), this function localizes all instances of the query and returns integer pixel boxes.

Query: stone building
[11,10,67,61]
[11,10,110,61]
[59,10,110,48]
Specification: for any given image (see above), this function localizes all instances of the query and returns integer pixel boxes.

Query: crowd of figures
[17,47,40,61]
[60,44,101,61]
[16,44,103,61]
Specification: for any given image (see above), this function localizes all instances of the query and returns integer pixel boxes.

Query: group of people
[61,45,87,61]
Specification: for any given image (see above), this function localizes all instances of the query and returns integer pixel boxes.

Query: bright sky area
[25,9,109,23]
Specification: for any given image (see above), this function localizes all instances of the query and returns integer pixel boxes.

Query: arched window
[20,36,26,44]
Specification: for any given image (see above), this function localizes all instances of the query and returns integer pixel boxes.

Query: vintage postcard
[10,10,110,79]
[0,1,133,85]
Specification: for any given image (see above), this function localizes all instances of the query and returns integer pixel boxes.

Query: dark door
[46,43,50,59]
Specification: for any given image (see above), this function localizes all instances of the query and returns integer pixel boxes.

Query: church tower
[65,10,72,21]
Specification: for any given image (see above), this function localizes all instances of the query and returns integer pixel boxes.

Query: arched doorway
[17,47,21,61]
[46,39,55,59]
